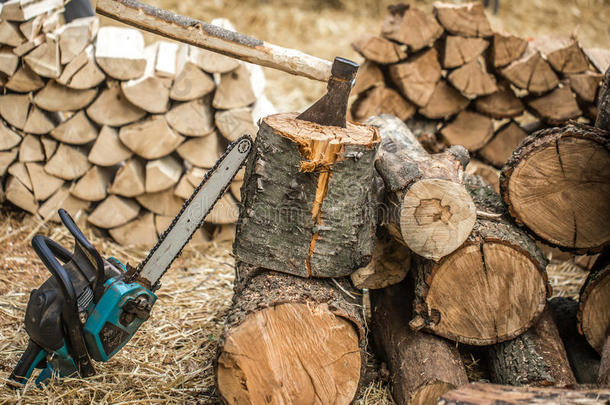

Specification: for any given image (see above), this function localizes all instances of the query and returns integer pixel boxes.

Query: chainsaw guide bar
[133,135,253,289]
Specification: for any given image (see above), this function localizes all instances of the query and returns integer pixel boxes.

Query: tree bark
[549,296,600,384]
[485,307,576,387]
[371,114,476,262]
[234,113,380,278]
[370,277,468,405]
[438,383,610,405]
[578,249,610,354]
[596,67,610,132]
[410,175,550,345]
[500,123,610,254]
[216,264,365,405]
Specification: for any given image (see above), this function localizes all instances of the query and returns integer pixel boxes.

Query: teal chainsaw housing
[84,264,157,362]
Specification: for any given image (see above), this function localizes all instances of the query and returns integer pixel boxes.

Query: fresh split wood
[34,80,97,111]
[95,26,146,80]
[351,86,416,122]
[86,82,146,126]
[6,64,45,93]
[18,134,44,162]
[441,110,494,151]
[50,110,97,144]
[88,195,139,228]
[109,212,157,249]
[433,2,492,37]
[352,60,384,95]
[381,4,443,52]
[352,33,407,65]
[25,162,63,201]
[119,115,184,160]
[389,48,441,107]
[57,45,105,89]
[87,126,133,166]
[212,64,256,109]
[166,98,215,136]
[109,157,145,197]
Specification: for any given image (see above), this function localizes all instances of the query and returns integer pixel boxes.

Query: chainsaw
[7,136,252,387]
[8,0,360,388]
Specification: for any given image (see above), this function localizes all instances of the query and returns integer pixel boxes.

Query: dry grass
[0,206,589,404]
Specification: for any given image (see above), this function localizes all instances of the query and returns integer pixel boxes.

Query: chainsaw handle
[7,340,46,388]
[58,209,105,300]
[31,235,96,378]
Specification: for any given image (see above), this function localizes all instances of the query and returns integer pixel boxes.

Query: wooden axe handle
[95,0,332,82]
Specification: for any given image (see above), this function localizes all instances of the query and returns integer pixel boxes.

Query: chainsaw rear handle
[29,210,102,379]
[57,209,106,300]
[7,340,46,388]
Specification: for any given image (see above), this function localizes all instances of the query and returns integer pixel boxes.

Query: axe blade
[297,57,359,128]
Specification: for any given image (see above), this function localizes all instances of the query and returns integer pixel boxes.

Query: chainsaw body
[8,210,156,387]
[9,136,253,388]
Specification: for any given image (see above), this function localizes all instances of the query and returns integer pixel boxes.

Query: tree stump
[371,114,476,261]
[410,175,550,345]
[370,278,468,405]
[485,307,576,387]
[233,113,380,278]
[500,123,610,254]
[216,264,365,405]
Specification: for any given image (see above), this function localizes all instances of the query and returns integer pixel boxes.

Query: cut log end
[217,302,361,405]
[420,240,548,345]
[217,268,364,405]
[400,179,476,261]
[503,125,610,252]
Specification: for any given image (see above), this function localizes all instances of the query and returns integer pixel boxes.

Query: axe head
[297,57,359,128]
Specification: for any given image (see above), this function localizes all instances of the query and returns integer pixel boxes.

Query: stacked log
[349,2,609,189]
[217,113,380,403]
[0,10,275,247]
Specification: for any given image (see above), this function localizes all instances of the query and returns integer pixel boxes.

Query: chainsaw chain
[131,135,253,289]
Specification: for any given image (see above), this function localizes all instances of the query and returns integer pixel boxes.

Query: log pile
[0,8,275,247]
[349,2,610,191]
[220,109,608,404]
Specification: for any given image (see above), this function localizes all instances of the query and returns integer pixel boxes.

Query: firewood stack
[0,3,275,247]
[349,2,610,193]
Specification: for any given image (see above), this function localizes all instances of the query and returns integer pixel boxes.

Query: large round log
[500,123,610,254]
[216,264,365,405]
[410,175,550,345]
[233,113,380,278]
[370,114,476,262]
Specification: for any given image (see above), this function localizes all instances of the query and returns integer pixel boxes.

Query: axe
[95,0,358,127]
